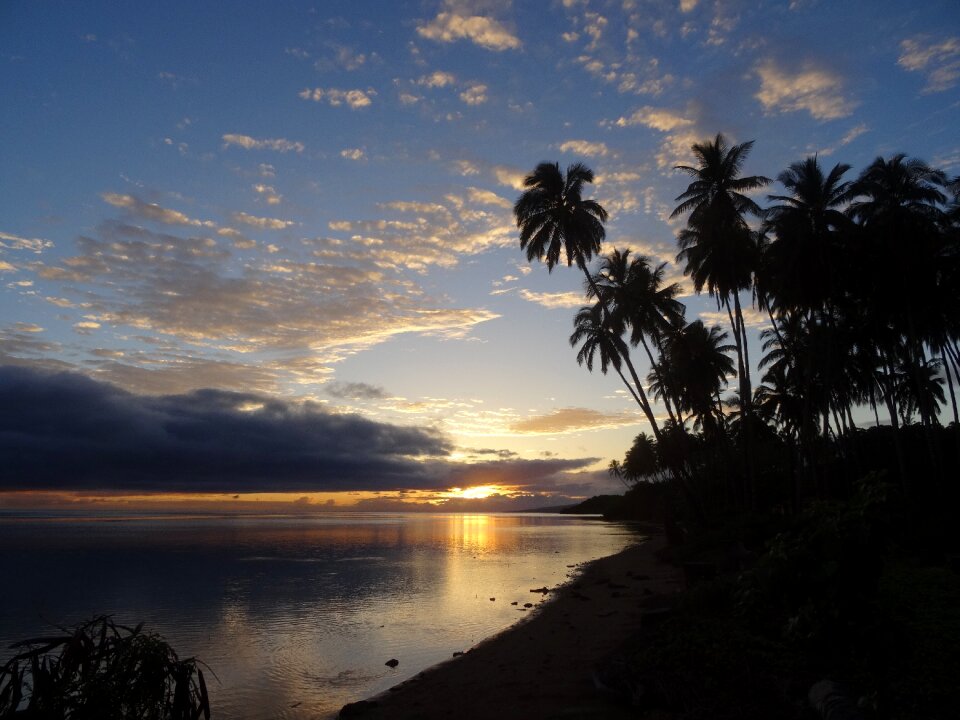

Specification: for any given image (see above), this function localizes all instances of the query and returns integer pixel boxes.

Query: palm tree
[590,248,686,423]
[671,134,769,426]
[847,155,947,428]
[763,156,854,316]
[569,304,646,410]
[514,161,607,280]
[516,162,663,439]
[651,320,736,437]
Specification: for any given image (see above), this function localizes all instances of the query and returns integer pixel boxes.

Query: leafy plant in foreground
[0,616,211,720]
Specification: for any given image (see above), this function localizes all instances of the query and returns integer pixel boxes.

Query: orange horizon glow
[0,483,541,513]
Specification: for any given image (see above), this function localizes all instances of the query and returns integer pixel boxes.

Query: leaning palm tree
[590,248,686,423]
[569,304,648,412]
[516,162,663,439]
[671,134,769,424]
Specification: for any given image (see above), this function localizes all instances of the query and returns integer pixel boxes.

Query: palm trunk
[639,335,678,425]
[735,292,758,509]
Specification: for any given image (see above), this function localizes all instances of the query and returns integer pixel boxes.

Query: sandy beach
[340,531,682,720]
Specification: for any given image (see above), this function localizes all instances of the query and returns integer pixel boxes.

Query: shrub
[0,616,210,720]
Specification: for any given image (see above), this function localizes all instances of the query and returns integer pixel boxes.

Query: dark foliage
[0,617,211,720]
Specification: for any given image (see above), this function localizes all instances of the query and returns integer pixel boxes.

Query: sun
[448,485,501,500]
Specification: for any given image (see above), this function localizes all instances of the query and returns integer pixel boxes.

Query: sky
[1,0,959,512]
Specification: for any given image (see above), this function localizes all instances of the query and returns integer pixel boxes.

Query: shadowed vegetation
[0,616,211,720]
[516,134,960,718]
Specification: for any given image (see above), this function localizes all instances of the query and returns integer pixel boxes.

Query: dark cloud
[0,366,449,493]
[325,381,389,400]
[0,367,607,498]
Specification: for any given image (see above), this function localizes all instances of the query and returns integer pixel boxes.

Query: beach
[340,531,681,719]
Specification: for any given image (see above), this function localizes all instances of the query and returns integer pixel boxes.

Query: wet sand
[340,531,682,719]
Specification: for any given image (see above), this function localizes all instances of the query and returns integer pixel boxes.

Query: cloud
[326,381,389,400]
[0,231,53,253]
[253,184,282,205]
[517,289,584,309]
[0,366,450,493]
[221,134,305,153]
[818,123,869,156]
[459,82,488,105]
[594,171,643,186]
[466,187,511,209]
[699,307,768,329]
[299,87,375,109]
[754,59,856,120]
[510,407,636,434]
[557,139,610,157]
[614,106,693,131]
[680,0,699,12]
[340,147,366,161]
[29,219,500,389]
[418,71,456,88]
[492,165,526,190]
[231,212,297,230]
[898,35,960,93]
[101,194,214,227]
[417,8,521,51]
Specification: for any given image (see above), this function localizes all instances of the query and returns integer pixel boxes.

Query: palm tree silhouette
[764,156,853,316]
[847,155,947,428]
[671,134,769,426]
[650,320,736,437]
[569,304,645,408]
[590,248,686,424]
[515,162,663,439]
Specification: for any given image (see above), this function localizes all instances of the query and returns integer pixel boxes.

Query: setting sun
[447,485,502,500]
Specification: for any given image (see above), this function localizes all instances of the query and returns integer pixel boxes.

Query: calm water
[0,512,638,719]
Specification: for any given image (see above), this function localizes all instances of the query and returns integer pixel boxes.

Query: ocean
[0,511,638,719]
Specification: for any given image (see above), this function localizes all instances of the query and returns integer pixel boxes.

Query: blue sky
[1,0,959,507]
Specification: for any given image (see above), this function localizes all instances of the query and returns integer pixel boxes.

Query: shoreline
[340,530,682,719]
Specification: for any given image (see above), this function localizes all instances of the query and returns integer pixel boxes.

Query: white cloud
[299,87,375,109]
[680,0,699,12]
[253,184,282,205]
[418,71,456,88]
[222,134,305,153]
[754,60,856,120]
[417,10,521,51]
[614,106,693,131]
[0,231,53,253]
[840,123,868,145]
[101,194,214,227]
[583,12,607,51]
[699,307,768,329]
[467,188,511,209]
[557,139,610,157]
[493,166,526,190]
[518,289,584,309]
[594,171,643,185]
[454,160,481,176]
[898,35,960,93]
[654,130,701,169]
[341,148,366,161]
[460,83,488,105]
[232,212,297,230]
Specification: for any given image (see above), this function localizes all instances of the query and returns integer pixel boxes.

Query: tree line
[513,134,960,522]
